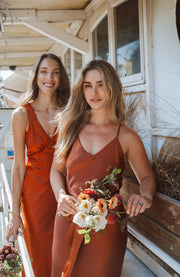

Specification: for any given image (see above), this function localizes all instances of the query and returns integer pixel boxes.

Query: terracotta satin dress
[21,103,57,276]
[51,125,128,277]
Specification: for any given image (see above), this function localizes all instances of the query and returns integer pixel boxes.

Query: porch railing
[0,163,35,277]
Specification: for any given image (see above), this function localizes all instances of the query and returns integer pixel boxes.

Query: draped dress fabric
[21,103,57,277]
[51,125,128,277]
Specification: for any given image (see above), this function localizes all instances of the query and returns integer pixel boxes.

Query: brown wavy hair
[19,53,70,107]
[55,59,126,162]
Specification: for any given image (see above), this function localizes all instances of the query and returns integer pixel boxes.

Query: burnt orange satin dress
[51,125,128,277]
[21,103,57,277]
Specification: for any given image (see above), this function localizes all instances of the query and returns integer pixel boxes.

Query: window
[115,0,140,78]
[64,48,71,80]
[74,51,83,80]
[92,15,109,62]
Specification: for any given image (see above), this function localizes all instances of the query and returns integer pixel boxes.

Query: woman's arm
[6,107,28,241]
[50,159,77,217]
[120,126,156,217]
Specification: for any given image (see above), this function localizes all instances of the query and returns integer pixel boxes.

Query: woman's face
[83,69,110,110]
[37,58,60,96]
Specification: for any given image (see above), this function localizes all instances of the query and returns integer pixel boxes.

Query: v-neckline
[78,136,118,156]
[28,103,57,140]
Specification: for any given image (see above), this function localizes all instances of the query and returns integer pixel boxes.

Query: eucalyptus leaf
[84,233,91,244]
[77,229,86,234]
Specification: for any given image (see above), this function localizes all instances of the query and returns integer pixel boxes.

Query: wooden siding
[121,177,180,262]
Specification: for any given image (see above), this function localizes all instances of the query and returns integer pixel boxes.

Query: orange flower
[109,194,123,209]
[96,198,108,214]
[109,196,118,209]
[79,193,90,201]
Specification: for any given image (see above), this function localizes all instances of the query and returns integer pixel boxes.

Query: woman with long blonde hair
[50,60,156,277]
[6,53,70,277]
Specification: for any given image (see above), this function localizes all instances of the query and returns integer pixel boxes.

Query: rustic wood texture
[121,177,180,236]
[128,216,180,262]
[121,176,180,262]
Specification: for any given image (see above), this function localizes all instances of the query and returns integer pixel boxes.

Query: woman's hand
[57,193,77,217]
[126,193,152,217]
[6,214,25,241]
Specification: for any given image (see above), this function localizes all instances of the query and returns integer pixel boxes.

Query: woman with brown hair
[6,53,70,277]
[50,60,156,277]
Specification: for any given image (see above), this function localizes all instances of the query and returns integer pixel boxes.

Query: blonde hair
[18,53,70,108]
[55,59,125,162]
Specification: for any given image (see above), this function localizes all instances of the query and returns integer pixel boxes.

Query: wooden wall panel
[121,177,180,262]
[121,177,180,236]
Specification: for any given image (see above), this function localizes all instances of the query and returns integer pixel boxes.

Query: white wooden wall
[150,0,180,155]
[151,0,180,134]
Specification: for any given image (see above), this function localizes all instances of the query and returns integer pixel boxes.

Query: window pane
[115,0,140,78]
[64,48,71,80]
[92,15,109,62]
[74,51,82,80]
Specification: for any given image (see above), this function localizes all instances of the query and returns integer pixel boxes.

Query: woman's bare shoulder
[120,124,140,141]
[12,106,28,117]
[12,106,29,130]
[119,124,143,153]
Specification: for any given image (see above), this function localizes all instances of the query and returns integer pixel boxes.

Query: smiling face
[83,69,110,111]
[37,57,60,96]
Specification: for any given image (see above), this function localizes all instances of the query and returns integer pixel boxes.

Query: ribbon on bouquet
[61,216,84,277]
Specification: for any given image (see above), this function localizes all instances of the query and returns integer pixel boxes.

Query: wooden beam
[0,52,43,59]
[23,21,88,54]
[36,10,86,22]
[48,43,66,57]
[4,9,35,21]
[0,37,53,46]
[48,22,82,57]
[4,9,86,23]
[0,66,32,71]
[77,19,88,41]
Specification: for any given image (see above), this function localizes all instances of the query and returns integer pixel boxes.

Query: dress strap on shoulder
[116,124,121,137]
[24,103,35,117]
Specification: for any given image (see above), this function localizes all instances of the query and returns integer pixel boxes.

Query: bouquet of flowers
[73,167,127,244]
[0,244,22,277]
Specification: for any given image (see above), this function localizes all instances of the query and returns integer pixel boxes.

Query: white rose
[85,215,94,227]
[78,200,92,213]
[73,212,87,228]
[93,215,107,232]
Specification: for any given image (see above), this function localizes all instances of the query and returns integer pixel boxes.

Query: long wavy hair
[55,59,126,162]
[19,53,70,107]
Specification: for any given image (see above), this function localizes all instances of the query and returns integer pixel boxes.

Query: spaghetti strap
[116,124,121,137]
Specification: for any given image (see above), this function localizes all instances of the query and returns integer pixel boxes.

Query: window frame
[89,0,145,88]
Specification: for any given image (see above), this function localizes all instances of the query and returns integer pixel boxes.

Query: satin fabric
[21,103,57,276]
[51,126,128,277]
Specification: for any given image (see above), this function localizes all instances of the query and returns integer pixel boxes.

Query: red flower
[107,213,119,224]
[1,246,12,256]
[83,189,98,200]
[6,253,17,263]
[114,194,123,206]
